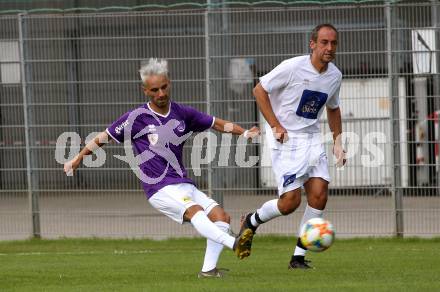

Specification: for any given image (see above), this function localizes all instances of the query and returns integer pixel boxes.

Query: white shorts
[270,133,330,196]
[148,183,219,224]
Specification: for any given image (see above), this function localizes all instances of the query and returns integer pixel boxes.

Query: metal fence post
[205,7,214,201]
[0,3,437,240]
[431,0,440,194]
[18,13,40,238]
[386,2,404,237]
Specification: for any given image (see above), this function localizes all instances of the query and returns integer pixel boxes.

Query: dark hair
[310,24,338,42]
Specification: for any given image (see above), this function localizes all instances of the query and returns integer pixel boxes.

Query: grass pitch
[1,237,439,291]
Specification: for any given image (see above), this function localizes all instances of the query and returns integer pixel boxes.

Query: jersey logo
[177,121,186,132]
[115,120,129,134]
[296,89,328,119]
[283,174,297,188]
[147,133,158,145]
[182,196,192,203]
[148,124,157,132]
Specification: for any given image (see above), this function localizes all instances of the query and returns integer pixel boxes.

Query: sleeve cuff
[105,128,122,144]
[326,104,340,110]
[259,77,270,93]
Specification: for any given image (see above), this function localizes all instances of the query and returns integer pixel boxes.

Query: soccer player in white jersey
[63,58,260,278]
[239,24,346,269]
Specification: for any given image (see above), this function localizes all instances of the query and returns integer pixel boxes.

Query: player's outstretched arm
[63,131,112,176]
[326,106,346,167]
[212,118,260,139]
[254,83,288,143]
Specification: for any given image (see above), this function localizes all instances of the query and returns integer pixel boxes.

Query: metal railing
[0,1,439,239]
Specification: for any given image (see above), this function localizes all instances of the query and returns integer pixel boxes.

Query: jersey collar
[308,55,329,75]
[147,102,171,118]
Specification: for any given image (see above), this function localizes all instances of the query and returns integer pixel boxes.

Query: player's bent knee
[308,193,328,209]
[183,205,204,221]
[207,206,230,223]
[278,203,299,215]
[222,212,231,223]
[211,211,230,223]
[278,197,301,215]
[222,212,231,224]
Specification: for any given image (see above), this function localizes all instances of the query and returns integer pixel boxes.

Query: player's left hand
[244,126,260,139]
[64,156,81,176]
[333,144,346,168]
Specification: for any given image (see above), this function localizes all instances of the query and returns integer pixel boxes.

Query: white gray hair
[139,58,168,83]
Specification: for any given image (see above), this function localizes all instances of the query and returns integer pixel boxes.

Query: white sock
[191,211,235,249]
[201,221,229,272]
[294,245,307,257]
[294,204,323,256]
[251,199,282,227]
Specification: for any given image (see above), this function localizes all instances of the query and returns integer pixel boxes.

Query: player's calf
[278,192,301,215]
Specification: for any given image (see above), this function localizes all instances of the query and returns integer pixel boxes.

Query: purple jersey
[106,101,214,199]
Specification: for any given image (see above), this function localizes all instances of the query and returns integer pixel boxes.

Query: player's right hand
[64,156,80,176]
[244,126,261,139]
[272,125,288,143]
[333,143,346,168]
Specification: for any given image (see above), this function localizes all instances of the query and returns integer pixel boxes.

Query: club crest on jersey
[177,121,186,132]
[296,89,328,119]
[147,133,158,145]
[283,174,296,187]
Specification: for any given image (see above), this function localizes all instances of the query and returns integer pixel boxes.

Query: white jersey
[260,55,342,147]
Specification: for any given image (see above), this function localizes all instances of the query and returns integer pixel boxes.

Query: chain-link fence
[0,2,439,240]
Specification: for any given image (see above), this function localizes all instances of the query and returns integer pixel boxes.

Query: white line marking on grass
[0,250,153,256]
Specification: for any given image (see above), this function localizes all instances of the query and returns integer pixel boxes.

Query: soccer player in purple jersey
[63,58,260,278]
